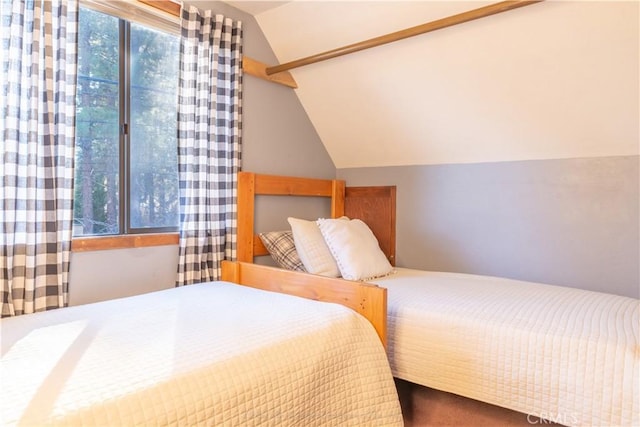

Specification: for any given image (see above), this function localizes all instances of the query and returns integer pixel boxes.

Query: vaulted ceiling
[232,1,639,169]
[223,1,289,16]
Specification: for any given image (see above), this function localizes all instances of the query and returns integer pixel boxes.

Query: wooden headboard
[237,171,396,265]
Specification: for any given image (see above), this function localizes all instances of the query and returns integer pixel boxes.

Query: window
[73,7,179,236]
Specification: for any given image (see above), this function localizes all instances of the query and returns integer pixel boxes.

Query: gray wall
[68,1,334,306]
[68,3,638,305]
[338,156,639,298]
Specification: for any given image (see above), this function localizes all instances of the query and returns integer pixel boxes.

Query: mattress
[372,268,639,427]
[1,282,403,426]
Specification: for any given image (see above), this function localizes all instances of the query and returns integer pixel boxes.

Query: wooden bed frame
[235,171,397,346]
[221,261,387,346]
[237,171,397,264]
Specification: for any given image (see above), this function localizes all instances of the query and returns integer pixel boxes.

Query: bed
[237,171,640,427]
[0,261,403,426]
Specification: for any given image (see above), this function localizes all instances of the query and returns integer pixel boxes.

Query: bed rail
[222,261,388,347]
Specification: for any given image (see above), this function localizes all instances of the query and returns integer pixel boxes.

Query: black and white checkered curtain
[176,6,243,286]
[1,0,78,316]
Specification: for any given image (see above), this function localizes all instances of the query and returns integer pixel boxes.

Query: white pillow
[317,218,393,281]
[287,217,341,277]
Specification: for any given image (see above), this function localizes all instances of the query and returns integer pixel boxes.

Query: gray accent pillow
[259,231,307,272]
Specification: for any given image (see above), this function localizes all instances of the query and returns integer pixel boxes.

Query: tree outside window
[74,7,179,236]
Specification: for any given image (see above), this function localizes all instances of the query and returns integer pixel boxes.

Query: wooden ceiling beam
[265,0,543,75]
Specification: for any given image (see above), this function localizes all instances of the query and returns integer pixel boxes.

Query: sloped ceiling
[251,1,638,168]
[222,1,289,15]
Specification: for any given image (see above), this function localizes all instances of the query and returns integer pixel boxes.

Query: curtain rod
[265,0,543,76]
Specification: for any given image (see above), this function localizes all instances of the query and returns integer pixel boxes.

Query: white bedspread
[372,268,639,427]
[1,282,402,426]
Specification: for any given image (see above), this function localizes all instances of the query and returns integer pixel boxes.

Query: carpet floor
[395,379,564,427]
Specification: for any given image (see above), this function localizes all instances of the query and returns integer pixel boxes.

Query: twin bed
[1,261,402,426]
[2,170,638,426]
[238,171,639,427]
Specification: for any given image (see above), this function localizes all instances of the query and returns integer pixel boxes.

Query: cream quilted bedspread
[372,268,639,427]
[1,282,402,426]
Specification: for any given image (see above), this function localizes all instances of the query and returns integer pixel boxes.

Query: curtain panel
[1,0,79,316]
[176,6,243,286]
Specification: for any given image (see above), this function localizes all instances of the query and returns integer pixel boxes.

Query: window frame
[74,4,180,241]
[72,233,179,252]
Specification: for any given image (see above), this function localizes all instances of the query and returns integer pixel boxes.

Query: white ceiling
[222,1,290,16]
[248,1,640,168]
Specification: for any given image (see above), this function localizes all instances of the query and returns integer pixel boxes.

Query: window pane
[74,8,120,236]
[129,24,179,230]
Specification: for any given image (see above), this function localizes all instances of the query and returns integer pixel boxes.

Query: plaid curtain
[1,0,79,316]
[176,6,243,286]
